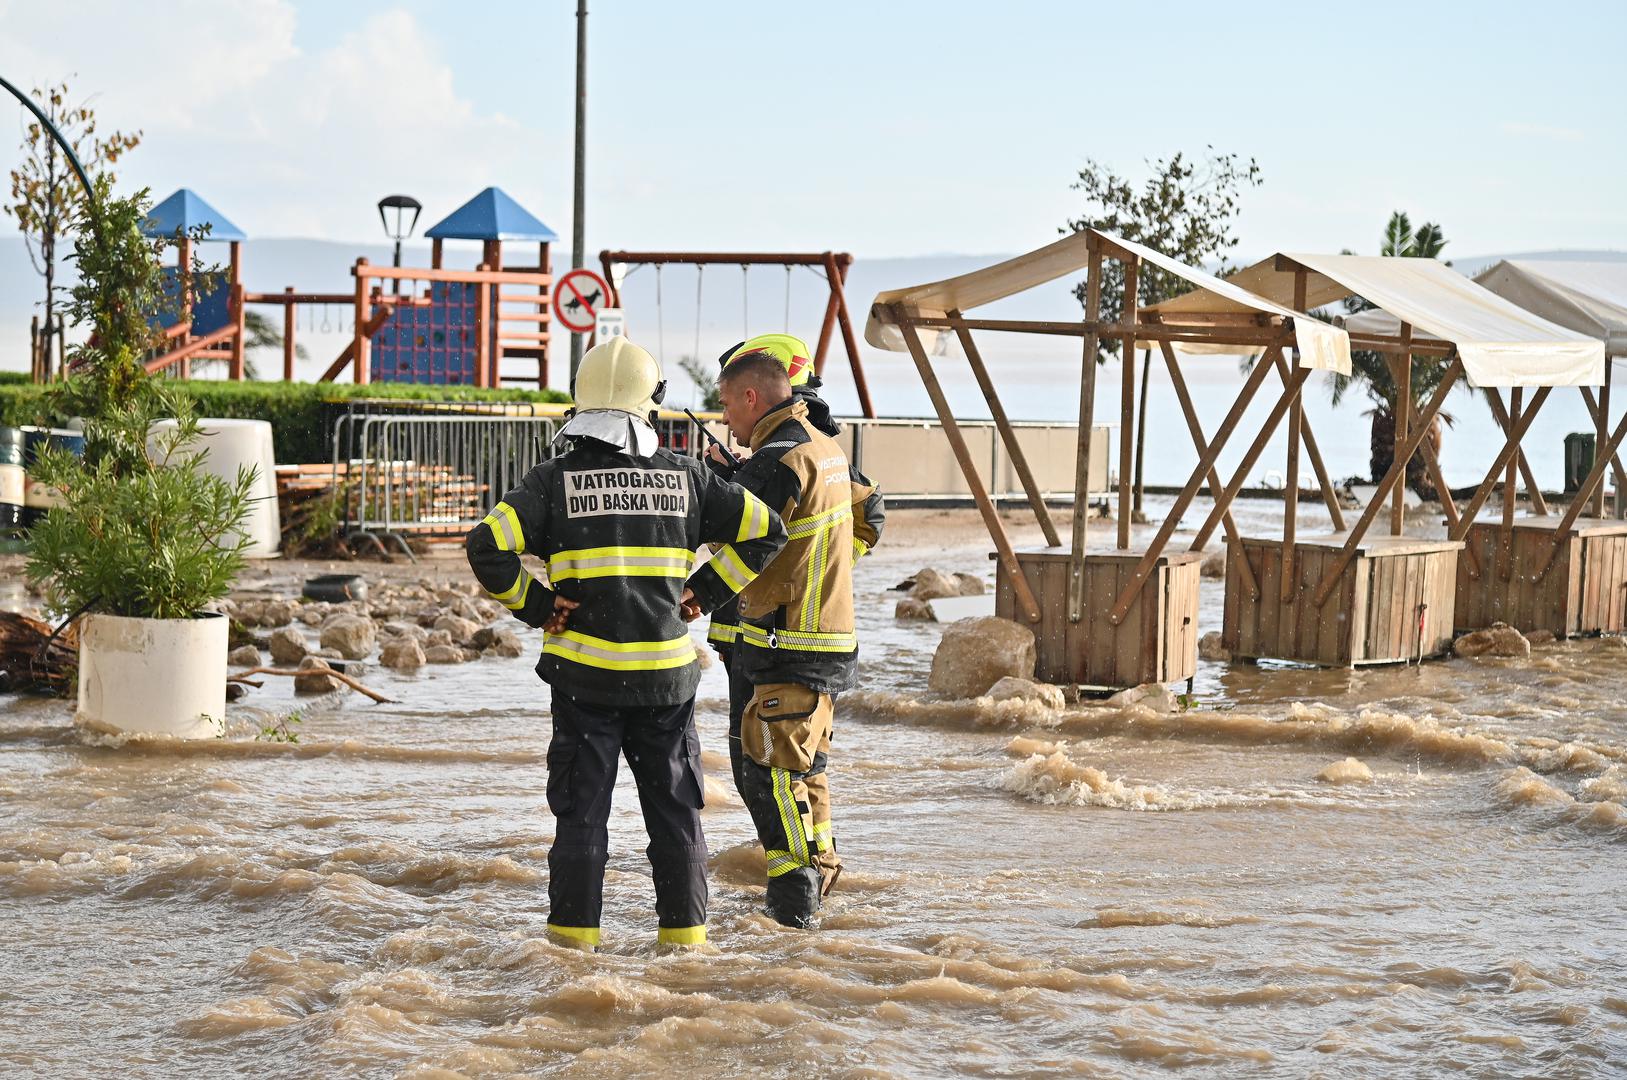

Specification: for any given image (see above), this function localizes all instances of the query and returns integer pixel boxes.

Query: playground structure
[141,187,559,389]
[141,189,250,380]
[599,250,876,418]
[866,228,1354,688]
[1167,253,1604,658]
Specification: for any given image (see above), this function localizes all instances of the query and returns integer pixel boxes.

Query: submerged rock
[293,656,343,694]
[1453,622,1531,659]
[423,644,466,664]
[227,645,261,668]
[379,638,426,672]
[1526,629,1558,645]
[909,567,986,601]
[928,616,1036,698]
[434,614,480,645]
[1199,631,1230,662]
[894,598,935,621]
[1106,683,1177,713]
[1317,757,1374,784]
[267,626,308,666]
[319,615,376,660]
[986,676,1065,711]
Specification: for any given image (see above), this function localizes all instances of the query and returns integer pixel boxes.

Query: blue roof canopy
[142,188,247,242]
[425,186,558,242]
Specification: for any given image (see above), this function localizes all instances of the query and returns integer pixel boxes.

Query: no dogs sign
[556,268,611,334]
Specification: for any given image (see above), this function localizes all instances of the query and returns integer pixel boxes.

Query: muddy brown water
[2,502,1625,1078]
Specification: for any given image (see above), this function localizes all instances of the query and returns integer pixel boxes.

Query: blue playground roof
[425,187,558,242]
[142,188,247,242]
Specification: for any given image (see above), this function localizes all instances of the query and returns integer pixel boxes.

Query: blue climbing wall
[370,281,494,385]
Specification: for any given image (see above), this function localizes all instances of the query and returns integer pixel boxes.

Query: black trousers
[546,692,708,933]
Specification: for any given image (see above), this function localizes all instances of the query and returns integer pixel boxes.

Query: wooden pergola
[865,229,1352,688]
[1155,252,1607,662]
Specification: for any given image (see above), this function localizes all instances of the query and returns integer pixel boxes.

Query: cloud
[0,2,558,242]
[1501,122,1584,143]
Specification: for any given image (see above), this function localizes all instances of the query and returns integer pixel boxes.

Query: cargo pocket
[546,742,578,817]
[742,683,830,773]
[677,724,706,810]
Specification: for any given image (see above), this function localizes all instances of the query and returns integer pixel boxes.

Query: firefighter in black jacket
[466,339,785,951]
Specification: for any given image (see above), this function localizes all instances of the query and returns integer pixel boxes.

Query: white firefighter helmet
[560,338,667,457]
[572,338,667,415]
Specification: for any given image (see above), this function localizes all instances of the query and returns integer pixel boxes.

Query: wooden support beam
[228,242,246,381]
[1419,438,1461,531]
[1105,352,1283,625]
[1190,359,1309,552]
[1282,382,1302,603]
[1117,258,1139,549]
[1580,385,1627,516]
[1484,388,1550,515]
[1159,340,1257,600]
[1598,361,1612,518]
[1392,324,1412,536]
[1500,387,1522,581]
[1313,359,1467,608]
[319,299,395,383]
[1449,385,1552,542]
[949,312,1061,547]
[144,324,238,375]
[1270,352,1346,532]
[826,252,875,419]
[352,259,370,385]
[1536,405,1627,581]
[891,306,1041,623]
[1068,247,1104,623]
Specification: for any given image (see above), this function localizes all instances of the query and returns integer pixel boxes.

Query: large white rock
[928,616,1036,698]
[267,626,308,666]
[910,568,962,601]
[380,638,426,672]
[1453,622,1531,659]
[987,676,1066,711]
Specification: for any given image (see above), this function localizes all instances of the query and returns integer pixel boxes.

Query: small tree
[1063,148,1263,514]
[25,180,253,623]
[5,80,141,379]
[1328,210,1454,490]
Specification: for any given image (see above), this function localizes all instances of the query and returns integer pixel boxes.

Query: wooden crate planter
[1224,535,1460,666]
[1456,518,1627,636]
[994,547,1202,688]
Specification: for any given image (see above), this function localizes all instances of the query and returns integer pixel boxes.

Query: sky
[1,0,1624,262]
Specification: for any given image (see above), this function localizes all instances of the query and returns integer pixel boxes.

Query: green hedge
[0,379,571,464]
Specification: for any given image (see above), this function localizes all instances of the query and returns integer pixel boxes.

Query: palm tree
[1327,211,1454,493]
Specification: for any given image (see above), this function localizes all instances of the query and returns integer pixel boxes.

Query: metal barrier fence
[332,413,560,557]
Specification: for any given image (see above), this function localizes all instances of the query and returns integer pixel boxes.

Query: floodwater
[2,501,1625,1078]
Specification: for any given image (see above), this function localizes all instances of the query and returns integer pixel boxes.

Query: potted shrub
[24,181,253,739]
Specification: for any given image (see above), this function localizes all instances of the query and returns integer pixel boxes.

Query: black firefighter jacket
[465,439,786,707]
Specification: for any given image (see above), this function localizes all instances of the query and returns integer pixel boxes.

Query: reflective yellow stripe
[852,537,870,559]
[739,624,857,652]
[656,925,706,946]
[811,819,832,852]
[543,629,697,671]
[549,545,692,581]
[489,569,533,611]
[802,524,830,631]
[767,859,804,878]
[547,923,600,946]
[773,768,809,868]
[482,501,524,553]
[710,544,758,593]
[785,503,851,540]
[707,620,740,644]
[736,490,771,542]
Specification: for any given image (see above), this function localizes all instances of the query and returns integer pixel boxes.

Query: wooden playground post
[1068,243,1104,623]
[228,240,246,381]
[178,236,194,380]
[824,252,873,418]
[283,286,296,381]
[352,258,370,385]
[475,264,492,389]
[891,304,1041,624]
[948,311,1061,548]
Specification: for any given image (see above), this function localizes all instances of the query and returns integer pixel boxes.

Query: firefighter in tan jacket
[715,349,870,927]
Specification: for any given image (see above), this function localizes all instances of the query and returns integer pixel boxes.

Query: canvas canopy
[1156,253,1605,388]
[1474,260,1627,358]
[865,228,1352,374]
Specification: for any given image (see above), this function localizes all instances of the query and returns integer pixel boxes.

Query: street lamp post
[376,194,422,296]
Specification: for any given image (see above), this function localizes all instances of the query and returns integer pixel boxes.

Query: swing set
[598,250,875,417]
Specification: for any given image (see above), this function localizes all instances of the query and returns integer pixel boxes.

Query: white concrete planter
[76,612,227,739]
